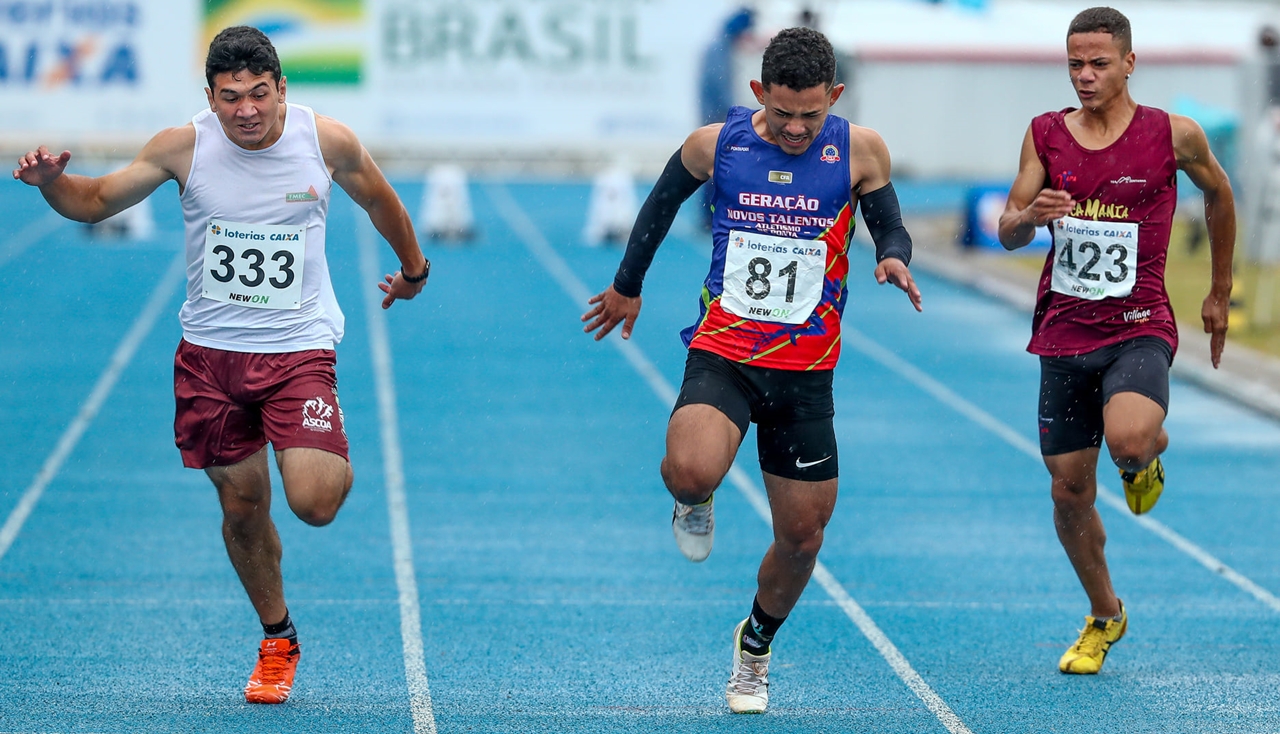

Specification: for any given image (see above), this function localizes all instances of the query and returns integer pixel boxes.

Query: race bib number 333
[202,219,306,310]
[721,229,826,325]
[1050,216,1137,300]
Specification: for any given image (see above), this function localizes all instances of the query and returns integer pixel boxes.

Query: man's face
[1066,32,1134,111]
[751,80,844,155]
[205,69,287,150]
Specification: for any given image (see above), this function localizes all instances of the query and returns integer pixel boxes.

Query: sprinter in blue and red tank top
[999,6,1236,675]
[582,27,922,713]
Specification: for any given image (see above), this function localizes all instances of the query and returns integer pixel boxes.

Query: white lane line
[356,215,437,734]
[487,183,973,734]
[842,326,1280,614]
[0,211,65,270]
[0,252,184,564]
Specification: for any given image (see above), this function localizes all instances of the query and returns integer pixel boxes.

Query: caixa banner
[0,1,140,86]
[0,1,199,135]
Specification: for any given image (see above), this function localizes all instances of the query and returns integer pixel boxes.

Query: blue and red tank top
[682,105,855,370]
[1029,105,1179,357]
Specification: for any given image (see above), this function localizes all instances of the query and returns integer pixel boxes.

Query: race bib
[1050,216,1137,300]
[721,229,826,325]
[202,219,306,310]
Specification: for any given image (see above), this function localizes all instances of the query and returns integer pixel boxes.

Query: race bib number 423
[202,219,306,310]
[721,229,826,325]
[1050,216,1137,300]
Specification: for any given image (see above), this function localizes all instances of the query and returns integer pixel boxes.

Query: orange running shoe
[244,638,300,704]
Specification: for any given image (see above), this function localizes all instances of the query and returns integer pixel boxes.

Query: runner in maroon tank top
[998,7,1235,675]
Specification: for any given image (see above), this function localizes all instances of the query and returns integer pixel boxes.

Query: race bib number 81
[1050,216,1137,300]
[721,229,826,325]
[202,219,306,310]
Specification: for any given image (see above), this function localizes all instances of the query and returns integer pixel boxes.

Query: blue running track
[1,177,1279,733]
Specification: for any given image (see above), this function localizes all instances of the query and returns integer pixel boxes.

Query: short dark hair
[761,27,836,91]
[1068,7,1132,55]
[205,26,282,90]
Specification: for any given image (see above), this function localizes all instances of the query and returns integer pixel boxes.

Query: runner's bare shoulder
[313,114,360,158]
[140,124,196,182]
[1167,113,1210,166]
[685,123,723,180]
[847,123,890,192]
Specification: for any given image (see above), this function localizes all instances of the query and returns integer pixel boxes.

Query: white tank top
[179,103,343,352]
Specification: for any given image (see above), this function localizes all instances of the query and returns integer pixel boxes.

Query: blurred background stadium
[10,0,1280,345]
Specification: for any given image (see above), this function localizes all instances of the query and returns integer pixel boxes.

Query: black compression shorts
[673,348,838,482]
[1037,336,1173,456]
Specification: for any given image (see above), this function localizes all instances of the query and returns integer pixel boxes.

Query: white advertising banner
[361,0,734,146]
[0,0,737,156]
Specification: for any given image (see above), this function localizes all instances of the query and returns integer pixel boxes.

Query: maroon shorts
[173,340,350,470]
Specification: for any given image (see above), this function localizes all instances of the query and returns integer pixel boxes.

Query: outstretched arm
[998,125,1074,250]
[13,128,188,223]
[319,115,428,310]
[581,125,717,341]
[850,125,922,312]
[1173,113,1235,368]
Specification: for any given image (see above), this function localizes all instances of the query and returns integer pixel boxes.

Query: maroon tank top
[1027,105,1178,357]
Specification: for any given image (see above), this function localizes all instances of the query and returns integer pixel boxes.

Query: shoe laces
[675,501,713,534]
[729,653,769,695]
[1068,623,1109,657]
[255,645,296,684]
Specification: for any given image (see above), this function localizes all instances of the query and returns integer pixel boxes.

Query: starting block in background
[418,164,476,242]
[583,162,638,247]
[90,161,156,240]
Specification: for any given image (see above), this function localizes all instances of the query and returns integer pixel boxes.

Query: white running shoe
[726,619,770,714]
[672,497,714,562]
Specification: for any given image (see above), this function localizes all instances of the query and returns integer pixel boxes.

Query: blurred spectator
[1246,26,1280,267]
[1263,25,1280,106]
[697,7,755,228]
[700,7,755,126]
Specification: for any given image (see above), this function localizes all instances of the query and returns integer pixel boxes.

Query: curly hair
[761,27,836,91]
[1068,7,1132,55]
[205,26,282,90]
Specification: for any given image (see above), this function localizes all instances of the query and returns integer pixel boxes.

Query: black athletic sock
[740,597,786,654]
[263,610,297,645]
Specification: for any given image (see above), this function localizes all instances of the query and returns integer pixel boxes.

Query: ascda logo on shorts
[302,396,335,432]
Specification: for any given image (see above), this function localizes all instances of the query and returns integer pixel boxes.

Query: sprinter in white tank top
[12,26,430,704]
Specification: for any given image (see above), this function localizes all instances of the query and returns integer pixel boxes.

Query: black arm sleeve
[859,182,913,266]
[612,148,706,298]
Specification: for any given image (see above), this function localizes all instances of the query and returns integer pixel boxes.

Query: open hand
[13,146,70,187]
[378,270,426,309]
[582,285,641,340]
[875,258,923,312]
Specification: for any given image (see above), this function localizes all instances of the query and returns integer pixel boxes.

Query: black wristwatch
[403,259,430,284]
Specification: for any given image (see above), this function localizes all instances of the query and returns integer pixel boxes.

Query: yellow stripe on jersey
[806,333,841,370]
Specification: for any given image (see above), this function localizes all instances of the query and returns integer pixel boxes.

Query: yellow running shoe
[1058,602,1127,674]
[1120,457,1164,515]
